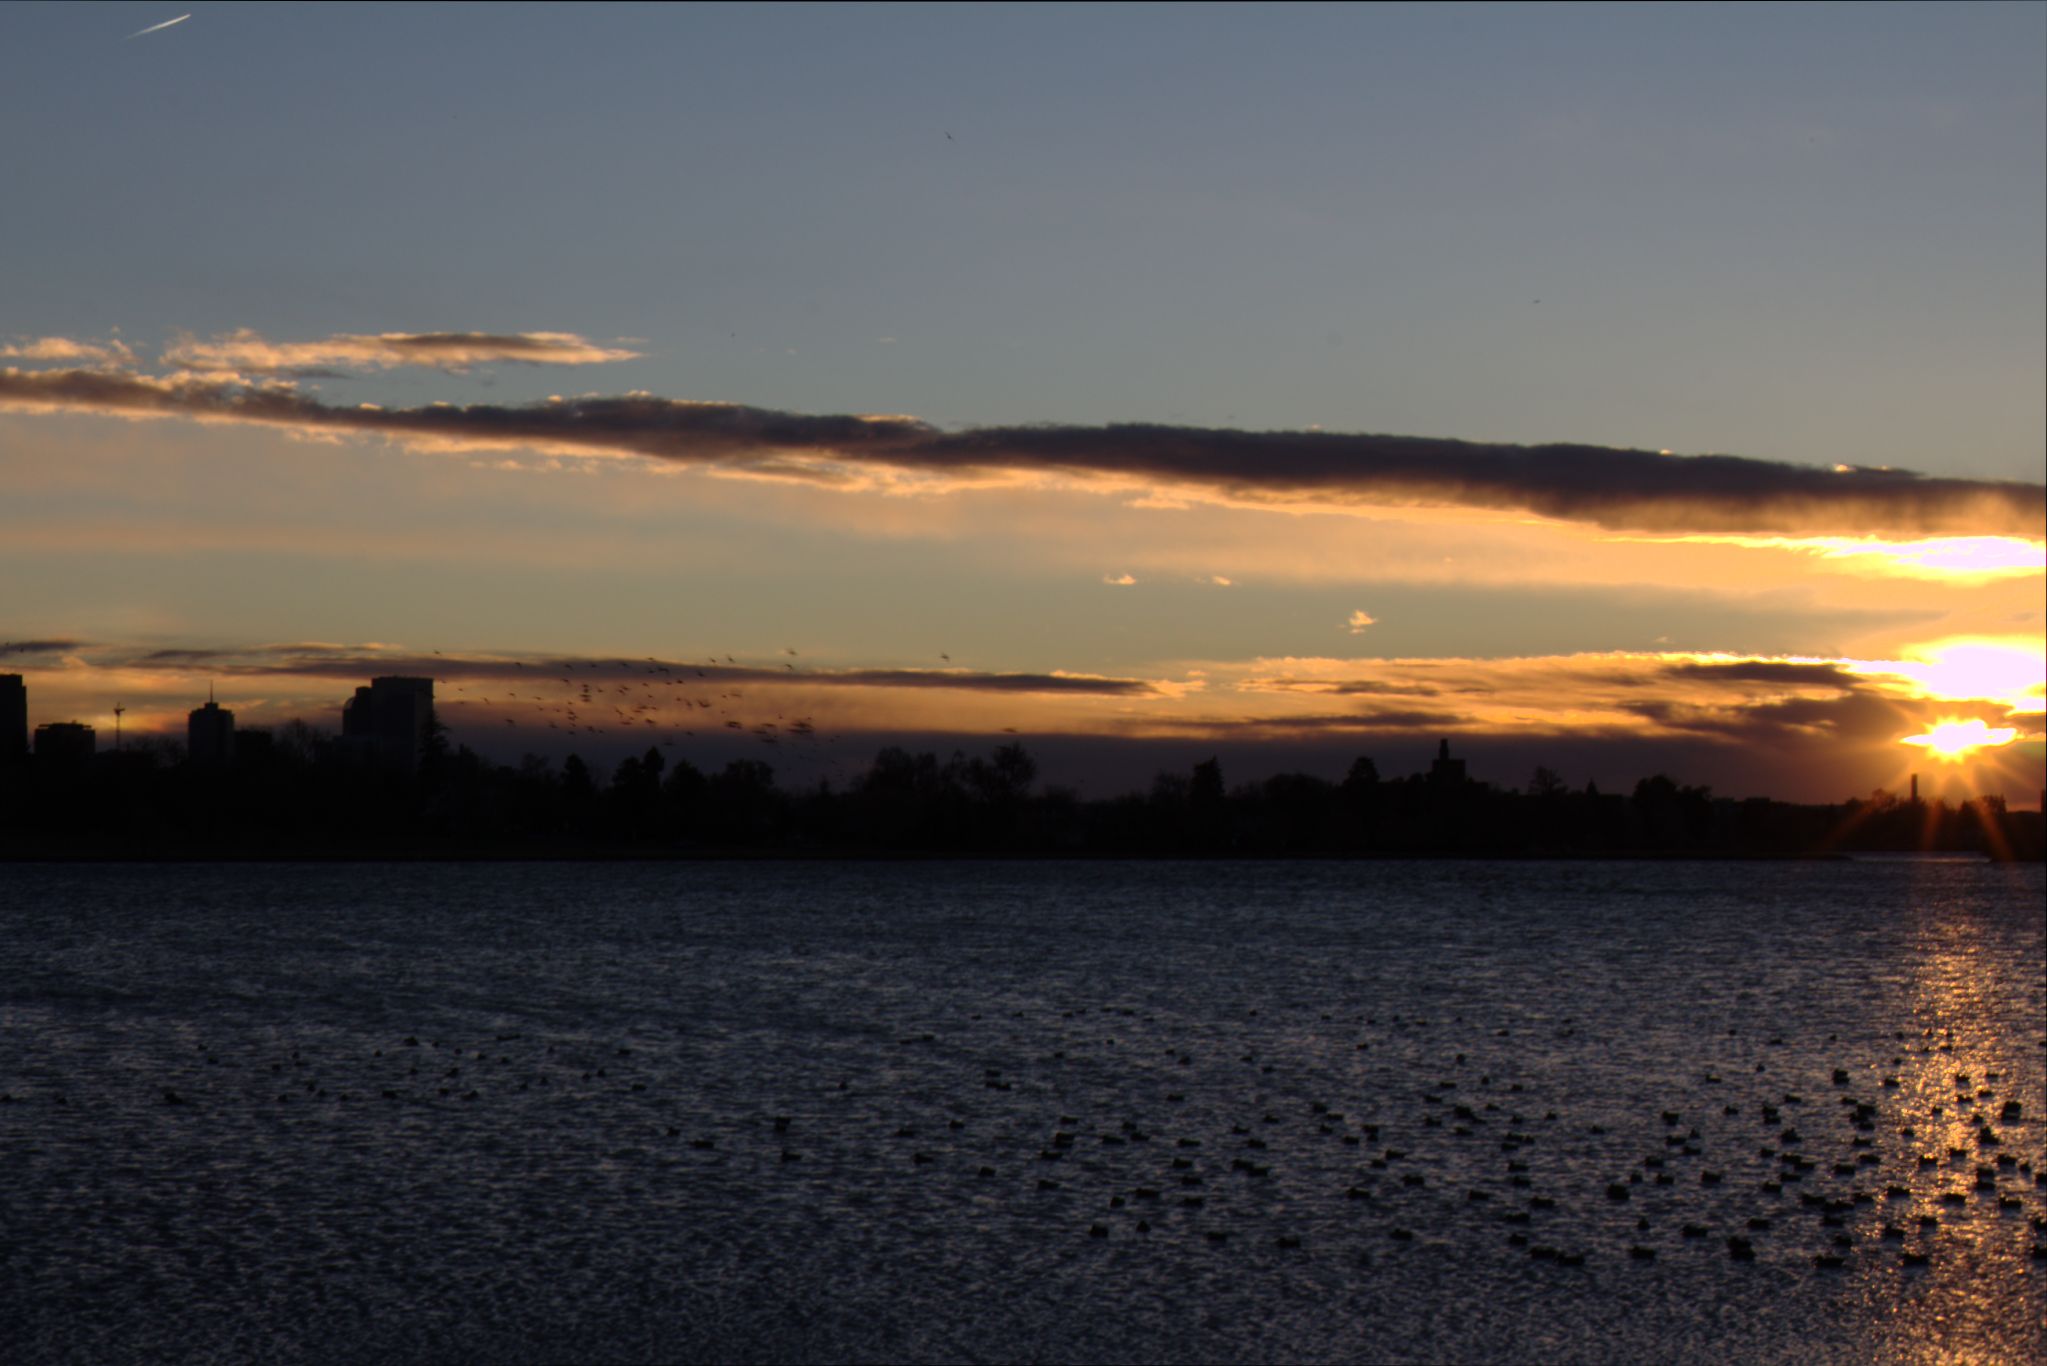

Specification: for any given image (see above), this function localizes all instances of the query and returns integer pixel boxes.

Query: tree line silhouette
[2,720,2038,861]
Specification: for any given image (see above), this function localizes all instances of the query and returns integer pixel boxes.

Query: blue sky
[8,3,2041,465]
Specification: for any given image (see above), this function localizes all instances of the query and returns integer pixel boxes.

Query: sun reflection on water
[1844,870,2047,1363]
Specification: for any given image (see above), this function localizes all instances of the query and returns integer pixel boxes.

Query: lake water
[2,859,2042,1364]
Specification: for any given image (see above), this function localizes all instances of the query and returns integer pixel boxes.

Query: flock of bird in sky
[417,640,1036,782]
[439,652,831,769]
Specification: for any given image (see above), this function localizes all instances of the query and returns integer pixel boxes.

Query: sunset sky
[3,2,2041,804]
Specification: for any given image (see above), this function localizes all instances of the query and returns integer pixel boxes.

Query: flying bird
[128,13,190,38]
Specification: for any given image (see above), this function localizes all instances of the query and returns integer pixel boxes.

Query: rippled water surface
[2,859,2043,1364]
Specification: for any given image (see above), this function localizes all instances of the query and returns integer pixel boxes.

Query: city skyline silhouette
[1,9,2041,1362]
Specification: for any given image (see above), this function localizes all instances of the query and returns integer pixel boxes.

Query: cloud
[101,642,1165,697]
[158,330,640,375]
[1299,679,1443,697]
[3,366,2041,537]
[1617,688,1910,748]
[1104,573,1137,586]
[827,667,1158,695]
[0,336,133,365]
[1,638,91,657]
[1223,648,2047,778]
[1135,708,1469,736]
[1347,610,1377,635]
[1663,660,1860,688]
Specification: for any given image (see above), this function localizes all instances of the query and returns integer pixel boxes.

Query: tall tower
[1429,737,1468,786]
[0,674,24,765]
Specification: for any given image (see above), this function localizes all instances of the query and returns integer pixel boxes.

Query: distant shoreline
[5,738,2039,863]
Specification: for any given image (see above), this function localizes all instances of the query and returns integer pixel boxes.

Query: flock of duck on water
[10,1005,2043,1274]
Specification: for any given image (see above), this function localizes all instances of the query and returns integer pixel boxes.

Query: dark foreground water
[2,859,2042,1365]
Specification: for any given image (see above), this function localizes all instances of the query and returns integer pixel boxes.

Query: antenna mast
[113,704,125,751]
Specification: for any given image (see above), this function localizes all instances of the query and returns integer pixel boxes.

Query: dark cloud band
[125,644,1158,697]
[3,366,2038,537]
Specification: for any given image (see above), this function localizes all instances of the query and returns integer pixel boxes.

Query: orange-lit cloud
[0,336,134,366]
[158,329,640,374]
[1220,647,2045,754]
[3,364,2039,538]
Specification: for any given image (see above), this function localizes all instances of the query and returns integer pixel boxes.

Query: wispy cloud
[1346,610,1376,635]
[93,642,1165,697]
[126,13,190,40]
[1,365,2040,537]
[159,329,640,375]
[0,336,133,366]
[1,638,91,657]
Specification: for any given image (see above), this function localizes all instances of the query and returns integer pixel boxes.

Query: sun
[1900,718,2021,763]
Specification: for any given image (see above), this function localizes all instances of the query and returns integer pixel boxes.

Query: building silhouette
[0,674,24,765]
[34,721,96,765]
[187,693,236,767]
[342,676,435,774]
[1428,737,1468,786]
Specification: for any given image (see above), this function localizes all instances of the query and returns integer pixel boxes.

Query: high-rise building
[341,676,435,773]
[188,695,236,767]
[34,721,96,765]
[0,673,24,765]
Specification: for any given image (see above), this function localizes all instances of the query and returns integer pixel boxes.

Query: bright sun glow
[1901,718,2021,761]
[1859,636,2047,713]
[1810,536,2045,577]
[1621,534,2046,579]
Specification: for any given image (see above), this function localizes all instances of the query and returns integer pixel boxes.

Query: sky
[2,2,2042,805]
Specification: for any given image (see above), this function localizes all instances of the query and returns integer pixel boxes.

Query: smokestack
[1910,774,1918,803]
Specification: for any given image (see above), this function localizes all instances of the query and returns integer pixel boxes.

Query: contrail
[127,13,190,39]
